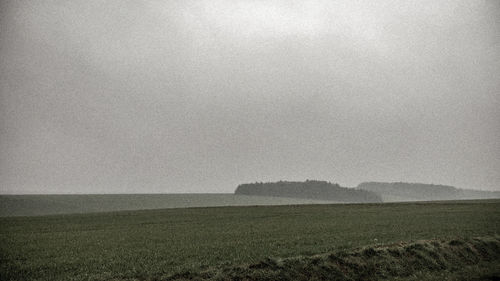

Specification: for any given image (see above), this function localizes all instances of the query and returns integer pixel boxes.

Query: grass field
[0,200,499,280]
[0,194,335,217]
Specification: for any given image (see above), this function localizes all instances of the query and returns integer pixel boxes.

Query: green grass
[173,236,500,281]
[0,194,335,217]
[0,200,499,280]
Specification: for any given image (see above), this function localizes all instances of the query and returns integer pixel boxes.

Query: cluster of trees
[235,180,382,203]
[357,182,500,202]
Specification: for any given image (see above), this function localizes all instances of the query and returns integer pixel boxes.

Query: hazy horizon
[1,0,499,194]
[2,179,500,195]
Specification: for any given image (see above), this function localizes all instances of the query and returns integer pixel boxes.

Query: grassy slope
[168,236,500,281]
[0,200,499,280]
[0,194,335,217]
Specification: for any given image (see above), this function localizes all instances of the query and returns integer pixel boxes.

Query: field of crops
[0,194,335,217]
[0,200,499,280]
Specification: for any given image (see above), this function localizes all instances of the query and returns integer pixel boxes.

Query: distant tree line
[235,180,382,203]
[357,182,500,202]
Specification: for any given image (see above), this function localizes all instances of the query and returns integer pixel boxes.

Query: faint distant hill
[357,182,500,202]
[235,180,382,203]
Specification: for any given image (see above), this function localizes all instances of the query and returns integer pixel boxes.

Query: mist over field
[2,1,500,280]
[1,0,499,194]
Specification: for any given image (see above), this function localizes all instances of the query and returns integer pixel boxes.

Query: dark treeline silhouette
[235,180,382,203]
[357,182,500,202]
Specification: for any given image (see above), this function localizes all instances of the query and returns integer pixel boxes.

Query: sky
[0,0,499,194]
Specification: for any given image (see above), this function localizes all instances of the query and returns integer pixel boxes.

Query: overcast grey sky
[1,0,499,194]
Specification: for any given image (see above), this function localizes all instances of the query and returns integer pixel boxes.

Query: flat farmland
[0,194,335,217]
[0,200,499,280]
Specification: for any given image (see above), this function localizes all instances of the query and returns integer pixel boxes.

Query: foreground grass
[0,200,499,280]
[167,236,500,281]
